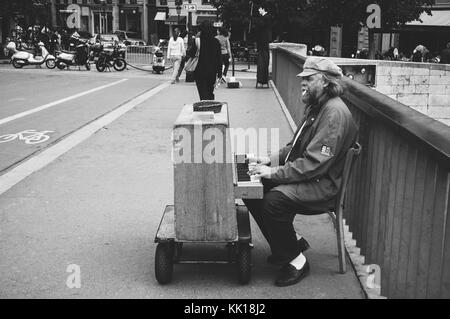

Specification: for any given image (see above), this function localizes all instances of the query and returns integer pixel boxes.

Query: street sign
[183,4,197,12]
[213,22,223,27]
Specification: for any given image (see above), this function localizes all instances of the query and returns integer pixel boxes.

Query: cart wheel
[155,242,174,285]
[236,243,251,285]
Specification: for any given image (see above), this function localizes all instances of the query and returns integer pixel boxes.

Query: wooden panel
[367,126,386,264]
[440,174,450,298]
[415,160,438,298]
[173,104,237,242]
[381,133,401,297]
[388,142,409,298]
[427,170,450,298]
[360,126,376,257]
[376,128,393,274]
[395,147,418,298]
[354,112,370,246]
[234,182,264,199]
[405,151,428,298]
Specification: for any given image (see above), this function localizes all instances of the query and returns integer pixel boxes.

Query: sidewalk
[0,73,365,298]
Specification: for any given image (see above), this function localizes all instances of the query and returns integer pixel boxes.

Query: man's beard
[301,89,319,106]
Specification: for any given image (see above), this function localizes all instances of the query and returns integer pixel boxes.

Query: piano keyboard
[237,162,251,182]
[233,154,264,199]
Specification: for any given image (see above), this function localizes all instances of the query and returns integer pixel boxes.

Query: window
[159,0,167,6]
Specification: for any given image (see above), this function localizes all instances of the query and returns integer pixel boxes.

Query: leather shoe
[275,260,310,287]
[267,237,311,266]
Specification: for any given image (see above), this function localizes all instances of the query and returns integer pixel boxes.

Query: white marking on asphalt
[0,79,128,126]
[0,130,54,144]
[0,81,171,196]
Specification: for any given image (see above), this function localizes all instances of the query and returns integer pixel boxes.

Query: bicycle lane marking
[0,81,171,196]
[0,130,54,145]
[0,79,128,126]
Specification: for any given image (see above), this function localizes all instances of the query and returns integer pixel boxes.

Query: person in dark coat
[440,43,450,64]
[190,20,222,100]
[254,4,272,87]
[244,57,358,287]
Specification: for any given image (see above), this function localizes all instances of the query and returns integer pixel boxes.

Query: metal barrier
[272,44,450,299]
[125,45,168,66]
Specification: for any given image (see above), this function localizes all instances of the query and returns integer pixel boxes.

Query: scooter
[152,49,165,74]
[95,44,127,72]
[6,41,56,69]
[55,39,90,71]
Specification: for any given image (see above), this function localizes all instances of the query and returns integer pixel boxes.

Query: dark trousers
[243,180,318,263]
[221,54,230,77]
[195,74,216,101]
[177,56,186,79]
[257,50,269,84]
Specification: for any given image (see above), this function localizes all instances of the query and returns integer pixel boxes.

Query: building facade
[0,0,217,49]
[154,0,218,40]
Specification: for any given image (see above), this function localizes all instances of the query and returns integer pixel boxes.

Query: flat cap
[297,56,343,78]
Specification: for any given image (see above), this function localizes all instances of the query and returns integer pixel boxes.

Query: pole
[188,0,192,31]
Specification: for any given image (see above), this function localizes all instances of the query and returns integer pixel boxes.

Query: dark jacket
[189,35,222,79]
[268,95,358,211]
[254,13,272,52]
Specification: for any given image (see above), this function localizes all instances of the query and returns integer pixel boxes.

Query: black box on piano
[227,82,240,88]
[193,101,223,113]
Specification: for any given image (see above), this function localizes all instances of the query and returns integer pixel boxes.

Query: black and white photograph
[0,0,449,305]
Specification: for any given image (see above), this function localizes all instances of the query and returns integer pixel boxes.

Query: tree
[213,0,434,41]
[305,0,434,29]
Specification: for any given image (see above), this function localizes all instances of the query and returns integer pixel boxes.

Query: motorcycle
[55,39,90,70]
[6,41,56,69]
[88,43,104,63]
[95,44,127,72]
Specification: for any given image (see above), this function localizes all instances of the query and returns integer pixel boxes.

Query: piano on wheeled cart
[154,101,263,285]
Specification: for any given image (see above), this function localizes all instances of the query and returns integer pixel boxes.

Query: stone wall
[372,61,450,126]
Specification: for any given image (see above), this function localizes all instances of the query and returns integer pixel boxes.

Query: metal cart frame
[154,204,252,285]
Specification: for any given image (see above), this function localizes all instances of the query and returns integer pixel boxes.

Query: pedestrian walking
[440,42,450,64]
[244,57,358,287]
[176,30,189,81]
[215,27,232,82]
[167,28,186,84]
[253,4,273,87]
[189,20,222,101]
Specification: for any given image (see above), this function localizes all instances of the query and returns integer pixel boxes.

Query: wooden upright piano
[172,101,263,242]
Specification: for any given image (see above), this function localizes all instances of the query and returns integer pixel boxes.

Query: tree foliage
[213,0,435,32]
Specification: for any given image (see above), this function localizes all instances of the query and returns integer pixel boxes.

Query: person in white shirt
[167,28,186,84]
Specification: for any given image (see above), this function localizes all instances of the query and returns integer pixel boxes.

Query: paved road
[0,67,166,173]
[0,65,365,300]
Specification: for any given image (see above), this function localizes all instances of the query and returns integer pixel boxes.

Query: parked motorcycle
[95,44,127,72]
[88,43,104,63]
[55,39,90,70]
[6,41,56,69]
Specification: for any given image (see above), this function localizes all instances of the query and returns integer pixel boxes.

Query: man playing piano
[245,57,358,287]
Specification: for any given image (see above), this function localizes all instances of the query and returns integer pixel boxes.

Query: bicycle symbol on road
[0,130,54,145]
